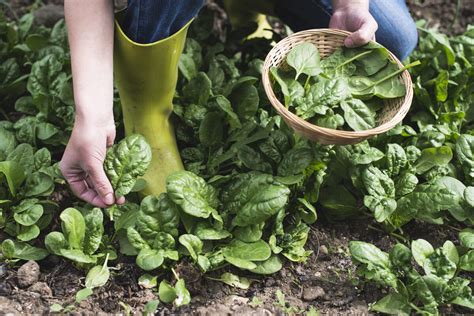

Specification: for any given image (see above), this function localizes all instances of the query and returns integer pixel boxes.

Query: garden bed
[0,1,473,314]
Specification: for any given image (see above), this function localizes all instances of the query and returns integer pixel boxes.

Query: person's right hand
[60,117,125,208]
[330,0,378,48]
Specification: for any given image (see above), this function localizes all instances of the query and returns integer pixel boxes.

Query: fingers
[329,13,344,30]
[67,175,109,208]
[85,175,125,206]
[345,18,378,48]
[85,162,115,206]
[106,128,115,148]
[63,165,124,208]
[116,196,126,205]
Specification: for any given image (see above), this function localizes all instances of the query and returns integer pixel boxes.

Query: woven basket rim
[262,28,414,141]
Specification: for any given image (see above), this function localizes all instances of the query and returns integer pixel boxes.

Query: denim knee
[122,0,205,43]
[370,0,419,60]
[376,17,418,60]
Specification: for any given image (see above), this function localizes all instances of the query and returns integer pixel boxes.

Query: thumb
[345,20,378,48]
[86,163,115,206]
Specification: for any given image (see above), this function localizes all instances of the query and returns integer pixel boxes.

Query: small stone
[0,264,7,277]
[302,286,325,302]
[0,282,12,296]
[295,265,306,276]
[28,282,53,297]
[265,277,275,287]
[17,261,40,288]
[319,245,329,256]
[224,295,249,306]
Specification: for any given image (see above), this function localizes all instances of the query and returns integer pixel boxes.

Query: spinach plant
[44,207,111,266]
[350,231,474,315]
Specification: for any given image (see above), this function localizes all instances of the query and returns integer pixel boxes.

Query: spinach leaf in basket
[286,43,322,80]
[271,41,419,131]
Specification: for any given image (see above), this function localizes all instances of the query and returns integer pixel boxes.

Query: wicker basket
[262,29,414,145]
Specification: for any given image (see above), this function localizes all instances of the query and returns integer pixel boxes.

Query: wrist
[332,0,369,11]
[74,107,115,128]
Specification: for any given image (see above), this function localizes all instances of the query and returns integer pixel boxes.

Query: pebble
[28,282,53,297]
[295,265,306,276]
[0,264,7,277]
[17,261,40,288]
[302,286,325,301]
[265,277,275,287]
[224,295,249,306]
[319,245,329,256]
[0,281,12,296]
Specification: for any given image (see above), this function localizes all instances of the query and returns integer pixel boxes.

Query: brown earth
[1,0,473,314]
[0,218,468,315]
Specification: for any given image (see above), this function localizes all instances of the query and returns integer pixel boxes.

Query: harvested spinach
[271,42,420,131]
[104,134,152,197]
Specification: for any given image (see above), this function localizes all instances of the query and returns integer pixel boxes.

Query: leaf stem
[446,224,462,232]
[102,253,110,270]
[171,267,179,280]
[409,302,424,314]
[390,231,408,243]
[304,75,311,93]
[337,50,372,69]
[369,60,421,89]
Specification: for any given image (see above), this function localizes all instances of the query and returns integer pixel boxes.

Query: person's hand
[329,1,378,48]
[60,116,125,208]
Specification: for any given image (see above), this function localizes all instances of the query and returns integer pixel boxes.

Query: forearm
[64,0,114,124]
[332,0,369,10]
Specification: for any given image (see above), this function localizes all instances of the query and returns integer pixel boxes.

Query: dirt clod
[28,282,53,297]
[302,285,325,301]
[0,296,22,314]
[17,261,40,288]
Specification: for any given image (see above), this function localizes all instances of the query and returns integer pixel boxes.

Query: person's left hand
[329,4,378,48]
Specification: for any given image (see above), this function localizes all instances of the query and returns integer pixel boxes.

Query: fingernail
[117,196,126,205]
[104,193,114,205]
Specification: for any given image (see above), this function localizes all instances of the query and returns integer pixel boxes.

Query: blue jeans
[121,0,205,44]
[122,0,417,60]
[275,0,418,60]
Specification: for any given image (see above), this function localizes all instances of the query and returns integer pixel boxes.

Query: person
[60,0,418,208]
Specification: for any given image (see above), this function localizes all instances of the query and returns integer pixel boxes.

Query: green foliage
[158,269,191,307]
[0,7,473,314]
[104,134,152,197]
[45,207,108,266]
[74,253,111,303]
[350,234,474,314]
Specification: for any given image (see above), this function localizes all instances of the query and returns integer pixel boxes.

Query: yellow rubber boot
[114,15,191,196]
[223,0,274,39]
